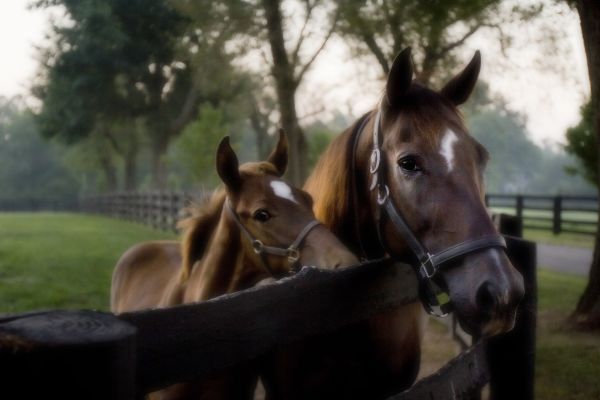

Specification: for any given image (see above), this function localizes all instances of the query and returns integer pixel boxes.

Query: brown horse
[111,132,357,399]
[261,49,525,399]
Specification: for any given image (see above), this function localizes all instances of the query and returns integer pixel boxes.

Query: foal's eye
[398,156,422,173]
[253,209,271,222]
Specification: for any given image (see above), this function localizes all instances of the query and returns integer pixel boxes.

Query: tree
[336,0,539,84]
[565,101,597,187]
[168,104,230,188]
[250,0,337,185]
[570,0,600,330]
[0,98,79,202]
[34,0,197,189]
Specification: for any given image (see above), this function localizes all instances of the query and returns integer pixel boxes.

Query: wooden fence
[80,191,202,232]
[80,192,599,236]
[0,235,536,400]
[486,194,598,235]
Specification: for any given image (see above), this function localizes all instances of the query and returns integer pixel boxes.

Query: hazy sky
[0,1,590,148]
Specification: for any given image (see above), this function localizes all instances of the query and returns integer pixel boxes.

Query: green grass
[0,212,174,312]
[536,270,600,400]
[523,229,595,249]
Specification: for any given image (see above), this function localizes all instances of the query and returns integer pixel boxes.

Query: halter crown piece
[354,109,507,317]
[225,200,321,277]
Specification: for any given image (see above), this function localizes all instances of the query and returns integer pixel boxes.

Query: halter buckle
[252,240,264,254]
[287,247,300,263]
[419,253,436,279]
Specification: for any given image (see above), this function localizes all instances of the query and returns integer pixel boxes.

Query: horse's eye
[253,209,271,222]
[398,156,421,173]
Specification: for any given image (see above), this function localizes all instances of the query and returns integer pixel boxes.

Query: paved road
[537,243,592,276]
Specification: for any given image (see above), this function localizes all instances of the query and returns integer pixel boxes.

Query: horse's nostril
[476,282,499,322]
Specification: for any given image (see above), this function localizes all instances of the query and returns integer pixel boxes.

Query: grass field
[1,212,599,398]
[0,212,174,312]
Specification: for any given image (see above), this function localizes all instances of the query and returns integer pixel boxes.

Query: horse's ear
[386,48,413,107]
[267,128,288,176]
[216,136,241,191]
[441,51,481,106]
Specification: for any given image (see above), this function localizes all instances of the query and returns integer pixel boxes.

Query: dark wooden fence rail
[80,192,598,236]
[0,236,536,400]
[486,194,598,235]
[80,191,204,231]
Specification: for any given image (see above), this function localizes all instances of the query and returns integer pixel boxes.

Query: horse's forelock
[385,84,467,150]
[239,161,280,177]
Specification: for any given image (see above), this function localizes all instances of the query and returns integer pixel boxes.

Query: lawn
[535,270,600,400]
[1,213,599,398]
[0,212,174,312]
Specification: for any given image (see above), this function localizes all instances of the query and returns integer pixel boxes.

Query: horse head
[362,49,524,336]
[216,130,358,279]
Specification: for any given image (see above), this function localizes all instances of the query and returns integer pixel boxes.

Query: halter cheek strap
[355,109,507,317]
[225,200,321,277]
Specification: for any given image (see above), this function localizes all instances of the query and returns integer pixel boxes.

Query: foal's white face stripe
[440,129,459,173]
[270,181,298,204]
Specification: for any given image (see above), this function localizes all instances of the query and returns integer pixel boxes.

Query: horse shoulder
[111,240,182,313]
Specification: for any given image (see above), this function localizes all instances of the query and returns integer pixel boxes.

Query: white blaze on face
[440,128,459,173]
[270,180,298,204]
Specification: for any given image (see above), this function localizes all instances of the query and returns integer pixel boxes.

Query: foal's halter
[351,109,507,317]
[225,200,321,277]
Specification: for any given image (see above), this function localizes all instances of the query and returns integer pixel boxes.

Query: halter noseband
[352,109,507,317]
[225,200,321,277]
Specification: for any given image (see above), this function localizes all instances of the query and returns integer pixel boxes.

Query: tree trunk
[124,147,137,191]
[262,0,307,185]
[99,153,118,193]
[150,132,169,190]
[571,0,600,330]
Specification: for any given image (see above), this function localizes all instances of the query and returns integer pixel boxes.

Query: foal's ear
[386,48,413,107]
[267,128,288,176]
[216,136,242,191]
[441,51,481,106]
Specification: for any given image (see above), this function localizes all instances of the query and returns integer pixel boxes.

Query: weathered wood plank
[389,341,489,400]
[120,259,419,393]
[0,310,137,400]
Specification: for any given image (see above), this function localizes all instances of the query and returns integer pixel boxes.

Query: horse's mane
[177,189,227,281]
[304,117,368,241]
[177,161,281,281]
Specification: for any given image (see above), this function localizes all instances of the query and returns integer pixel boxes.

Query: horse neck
[182,209,247,302]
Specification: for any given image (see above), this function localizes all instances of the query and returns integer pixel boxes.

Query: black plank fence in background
[79,192,599,236]
[486,194,598,235]
[80,191,203,232]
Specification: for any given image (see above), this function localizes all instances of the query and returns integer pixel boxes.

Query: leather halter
[225,200,321,277]
[351,109,507,317]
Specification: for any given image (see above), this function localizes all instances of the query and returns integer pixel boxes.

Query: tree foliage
[0,98,78,202]
[336,0,540,84]
[565,101,597,187]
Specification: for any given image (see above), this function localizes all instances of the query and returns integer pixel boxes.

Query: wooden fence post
[486,237,536,400]
[516,195,523,222]
[0,310,137,400]
[553,196,562,235]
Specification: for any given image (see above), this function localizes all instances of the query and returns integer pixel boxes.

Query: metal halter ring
[377,185,390,205]
[369,149,381,173]
[252,240,264,254]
